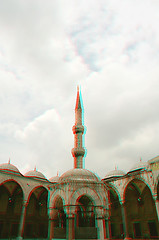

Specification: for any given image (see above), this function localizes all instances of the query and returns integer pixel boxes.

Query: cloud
[15,109,70,177]
[0,0,159,180]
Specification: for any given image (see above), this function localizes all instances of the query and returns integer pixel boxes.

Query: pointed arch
[24,186,48,238]
[49,192,67,239]
[50,188,67,209]
[123,177,159,238]
[121,176,152,202]
[154,174,159,198]
[0,179,24,238]
[69,187,102,207]
[0,178,25,199]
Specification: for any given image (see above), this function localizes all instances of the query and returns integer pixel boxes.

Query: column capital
[95,206,105,219]
[153,194,158,201]
[119,199,125,205]
[48,207,59,218]
[64,205,76,218]
[22,200,28,207]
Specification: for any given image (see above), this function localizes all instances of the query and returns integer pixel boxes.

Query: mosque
[0,88,158,240]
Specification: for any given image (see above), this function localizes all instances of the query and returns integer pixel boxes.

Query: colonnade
[0,176,158,239]
[48,205,106,240]
[107,179,159,239]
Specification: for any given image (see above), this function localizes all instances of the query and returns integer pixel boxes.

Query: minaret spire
[72,86,86,168]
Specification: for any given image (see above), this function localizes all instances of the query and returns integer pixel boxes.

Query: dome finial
[34,166,36,171]
[8,158,10,164]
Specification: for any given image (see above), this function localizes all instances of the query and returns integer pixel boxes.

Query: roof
[148,155,159,164]
[0,163,21,176]
[49,175,60,183]
[24,170,47,181]
[59,168,100,182]
[104,169,126,179]
[128,161,148,173]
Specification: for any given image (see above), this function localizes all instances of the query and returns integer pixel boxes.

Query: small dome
[104,169,126,179]
[59,168,100,182]
[0,163,21,175]
[49,176,60,183]
[128,161,148,173]
[148,155,159,164]
[24,170,47,180]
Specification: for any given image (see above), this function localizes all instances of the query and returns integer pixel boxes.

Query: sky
[0,0,159,179]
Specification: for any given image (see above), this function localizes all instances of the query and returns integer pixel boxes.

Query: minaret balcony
[72,147,85,157]
[72,125,84,134]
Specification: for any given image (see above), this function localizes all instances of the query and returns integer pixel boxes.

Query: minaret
[72,87,86,168]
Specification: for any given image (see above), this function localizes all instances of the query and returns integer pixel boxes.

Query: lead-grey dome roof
[59,168,100,182]
[0,163,21,175]
[49,176,60,183]
[128,161,148,173]
[104,169,126,179]
[24,170,47,181]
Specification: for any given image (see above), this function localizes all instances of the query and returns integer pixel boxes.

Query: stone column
[48,217,56,240]
[48,207,58,240]
[96,206,105,240]
[103,207,110,240]
[105,217,110,240]
[154,196,159,221]
[120,200,131,240]
[65,205,75,240]
[17,200,28,240]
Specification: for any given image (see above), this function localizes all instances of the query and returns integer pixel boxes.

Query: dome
[24,170,47,181]
[128,161,148,173]
[49,176,60,183]
[59,168,100,182]
[104,169,126,179]
[148,155,159,164]
[0,163,21,175]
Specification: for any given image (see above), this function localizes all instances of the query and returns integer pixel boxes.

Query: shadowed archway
[50,195,66,239]
[75,194,97,239]
[24,186,48,238]
[124,179,159,239]
[108,188,123,239]
[0,180,23,238]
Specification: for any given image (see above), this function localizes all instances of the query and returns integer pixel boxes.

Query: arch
[124,178,159,238]
[0,178,25,200]
[26,184,48,203]
[75,195,95,228]
[73,193,98,239]
[69,187,102,207]
[49,194,67,239]
[106,184,123,239]
[121,176,152,202]
[24,186,48,238]
[50,188,67,210]
[0,180,23,238]
[154,174,159,197]
[105,182,122,202]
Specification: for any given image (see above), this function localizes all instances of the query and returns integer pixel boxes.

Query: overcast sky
[0,0,159,179]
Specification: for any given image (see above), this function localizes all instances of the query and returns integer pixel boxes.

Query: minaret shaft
[72,87,85,169]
